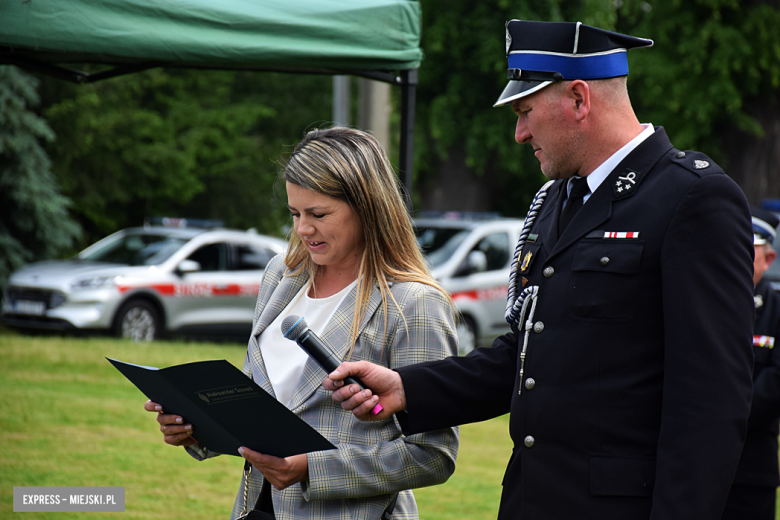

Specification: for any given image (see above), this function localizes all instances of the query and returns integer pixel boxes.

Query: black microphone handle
[297,330,367,390]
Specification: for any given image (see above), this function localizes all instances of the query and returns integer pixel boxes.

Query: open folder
[108,358,336,457]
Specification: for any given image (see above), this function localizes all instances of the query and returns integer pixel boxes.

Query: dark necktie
[558,177,590,235]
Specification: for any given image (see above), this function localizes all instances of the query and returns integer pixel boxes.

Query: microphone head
[281,315,309,341]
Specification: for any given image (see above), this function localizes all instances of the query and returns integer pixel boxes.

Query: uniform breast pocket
[567,241,644,323]
[753,344,771,369]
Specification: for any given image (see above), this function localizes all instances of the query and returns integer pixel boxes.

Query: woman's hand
[144,400,197,447]
[238,447,308,490]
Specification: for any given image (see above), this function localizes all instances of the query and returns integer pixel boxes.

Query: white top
[258,279,358,407]
[564,123,655,206]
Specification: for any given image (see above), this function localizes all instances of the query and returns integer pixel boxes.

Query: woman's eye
[290,213,300,219]
[313,213,325,219]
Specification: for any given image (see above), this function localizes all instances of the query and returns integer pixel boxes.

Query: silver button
[600,257,610,266]
[524,378,536,390]
[543,266,554,278]
[524,435,535,448]
[676,151,686,158]
[533,321,544,333]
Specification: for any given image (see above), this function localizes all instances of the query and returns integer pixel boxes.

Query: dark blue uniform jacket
[397,128,755,520]
[733,278,780,488]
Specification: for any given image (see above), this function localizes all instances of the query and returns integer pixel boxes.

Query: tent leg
[399,69,418,212]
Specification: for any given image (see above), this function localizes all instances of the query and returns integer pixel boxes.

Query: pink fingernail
[371,403,384,415]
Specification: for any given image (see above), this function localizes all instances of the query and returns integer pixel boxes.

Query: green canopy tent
[0,0,422,203]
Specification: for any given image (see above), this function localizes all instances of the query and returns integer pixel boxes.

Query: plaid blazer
[219,254,458,520]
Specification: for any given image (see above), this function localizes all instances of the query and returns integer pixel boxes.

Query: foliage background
[37,70,333,248]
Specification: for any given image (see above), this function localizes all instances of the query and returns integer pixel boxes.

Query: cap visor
[494,80,552,107]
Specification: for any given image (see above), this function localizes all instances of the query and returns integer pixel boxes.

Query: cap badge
[505,27,512,56]
[694,160,710,169]
[615,171,637,193]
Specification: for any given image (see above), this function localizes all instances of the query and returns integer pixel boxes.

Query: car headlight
[70,276,118,291]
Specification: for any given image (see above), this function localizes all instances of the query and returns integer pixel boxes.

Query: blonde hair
[282,127,454,356]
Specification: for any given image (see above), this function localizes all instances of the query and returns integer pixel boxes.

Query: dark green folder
[108,358,335,457]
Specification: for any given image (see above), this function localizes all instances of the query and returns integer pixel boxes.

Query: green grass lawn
[0,331,511,519]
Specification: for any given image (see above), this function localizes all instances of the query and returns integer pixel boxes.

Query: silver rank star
[617,186,623,192]
[694,160,710,169]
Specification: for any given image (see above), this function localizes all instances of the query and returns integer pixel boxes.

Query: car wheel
[456,316,478,356]
[115,300,160,342]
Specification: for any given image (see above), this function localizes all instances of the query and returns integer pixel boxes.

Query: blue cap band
[753,217,777,241]
[508,51,629,80]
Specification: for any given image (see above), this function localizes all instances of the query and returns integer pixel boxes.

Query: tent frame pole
[399,69,417,211]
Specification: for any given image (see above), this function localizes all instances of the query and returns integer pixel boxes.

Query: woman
[145,127,459,519]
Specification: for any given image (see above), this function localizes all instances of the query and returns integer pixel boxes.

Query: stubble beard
[538,127,584,181]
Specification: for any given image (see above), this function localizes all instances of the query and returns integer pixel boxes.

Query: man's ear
[766,248,777,267]
[566,80,590,121]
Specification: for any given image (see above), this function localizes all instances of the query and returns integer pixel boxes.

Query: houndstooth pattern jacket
[189,254,459,520]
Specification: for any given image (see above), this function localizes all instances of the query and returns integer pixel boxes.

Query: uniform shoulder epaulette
[669,149,723,176]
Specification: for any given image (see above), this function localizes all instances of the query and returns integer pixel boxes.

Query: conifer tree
[0,66,80,292]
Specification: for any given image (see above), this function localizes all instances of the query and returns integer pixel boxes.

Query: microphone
[281,314,383,415]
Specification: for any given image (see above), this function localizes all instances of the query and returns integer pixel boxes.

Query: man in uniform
[723,207,780,520]
[325,20,755,520]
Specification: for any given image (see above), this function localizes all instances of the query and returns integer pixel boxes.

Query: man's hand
[238,448,308,490]
[323,361,407,421]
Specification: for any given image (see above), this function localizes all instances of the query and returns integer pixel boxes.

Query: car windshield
[416,226,471,269]
[80,234,188,266]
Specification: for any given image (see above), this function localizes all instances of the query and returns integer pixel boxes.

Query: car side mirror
[454,250,488,277]
[177,259,201,275]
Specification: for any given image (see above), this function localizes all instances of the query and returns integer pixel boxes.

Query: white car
[415,217,525,355]
[2,224,287,341]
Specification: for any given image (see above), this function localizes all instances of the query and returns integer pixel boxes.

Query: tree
[38,68,333,247]
[413,0,619,215]
[616,0,780,206]
[412,0,780,213]
[0,66,80,292]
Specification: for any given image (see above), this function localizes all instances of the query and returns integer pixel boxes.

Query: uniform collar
[579,124,654,203]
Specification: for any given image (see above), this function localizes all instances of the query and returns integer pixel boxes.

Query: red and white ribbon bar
[603,232,640,239]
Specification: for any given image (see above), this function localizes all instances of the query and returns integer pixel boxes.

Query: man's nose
[515,117,531,144]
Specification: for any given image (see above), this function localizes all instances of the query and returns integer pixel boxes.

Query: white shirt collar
[568,124,654,203]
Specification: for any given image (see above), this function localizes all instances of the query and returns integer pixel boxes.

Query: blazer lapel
[288,279,385,413]
[247,270,309,397]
